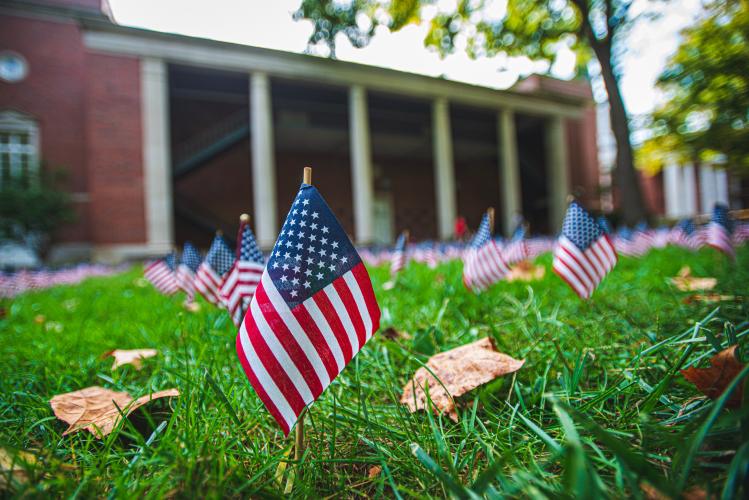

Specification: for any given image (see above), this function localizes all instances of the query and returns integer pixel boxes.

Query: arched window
[0,110,39,186]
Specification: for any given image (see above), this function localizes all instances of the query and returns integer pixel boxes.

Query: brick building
[2,0,607,261]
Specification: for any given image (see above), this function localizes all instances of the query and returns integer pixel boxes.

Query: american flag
[734,221,749,245]
[670,219,703,250]
[597,216,612,235]
[503,220,529,266]
[424,242,439,269]
[462,212,509,292]
[195,235,235,305]
[176,242,201,301]
[553,201,618,299]
[221,219,265,327]
[144,253,179,295]
[390,231,408,277]
[706,203,734,258]
[236,182,381,435]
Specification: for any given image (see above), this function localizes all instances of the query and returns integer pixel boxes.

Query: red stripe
[559,243,597,287]
[291,305,339,381]
[254,285,324,399]
[235,333,290,435]
[351,263,381,334]
[333,278,367,348]
[552,256,589,299]
[244,292,306,415]
[312,291,354,363]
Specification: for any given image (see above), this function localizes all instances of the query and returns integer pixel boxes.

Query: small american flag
[503,220,529,266]
[144,253,179,295]
[553,201,618,299]
[176,242,201,301]
[221,219,265,327]
[670,219,703,250]
[195,235,235,305]
[462,212,509,292]
[390,231,408,277]
[236,182,381,435]
[597,216,612,235]
[706,203,734,258]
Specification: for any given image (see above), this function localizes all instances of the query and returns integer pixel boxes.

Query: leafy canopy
[642,1,749,173]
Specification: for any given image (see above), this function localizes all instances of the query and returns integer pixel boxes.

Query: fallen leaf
[380,327,411,341]
[681,345,744,408]
[367,465,382,479]
[400,337,524,421]
[670,266,717,291]
[101,349,158,370]
[50,386,179,437]
[0,448,36,486]
[641,482,707,500]
[184,301,201,312]
[683,293,737,305]
[382,280,396,291]
[34,314,45,325]
[506,261,546,282]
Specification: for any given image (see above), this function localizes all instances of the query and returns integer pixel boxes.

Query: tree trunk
[591,41,648,225]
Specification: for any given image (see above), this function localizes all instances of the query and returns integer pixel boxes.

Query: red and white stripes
[236,263,380,435]
[463,241,510,292]
[194,264,223,305]
[552,235,617,299]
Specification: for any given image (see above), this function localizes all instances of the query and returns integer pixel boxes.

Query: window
[0,110,39,186]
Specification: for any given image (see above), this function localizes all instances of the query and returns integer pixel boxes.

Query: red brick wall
[0,14,90,242]
[83,52,146,244]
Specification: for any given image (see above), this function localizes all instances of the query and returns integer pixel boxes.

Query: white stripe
[303,299,346,373]
[238,323,296,429]
[260,273,331,388]
[343,271,373,340]
[553,255,590,298]
[249,296,314,404]
[558,237,597,289]
[323,283,360,353]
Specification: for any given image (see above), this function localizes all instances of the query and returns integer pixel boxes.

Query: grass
[1,245,748,498]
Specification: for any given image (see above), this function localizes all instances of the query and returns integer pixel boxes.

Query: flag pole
[295,166,312,465]
[487,207,495,234]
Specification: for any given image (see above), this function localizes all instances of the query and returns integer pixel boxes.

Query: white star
[293,266,300,273]
[322,226,329,234]
[320,249,327,256]
[290,219,296,226]
[329,263,336,271]
[297,232,305,239]
[280,230,286,237]
[284,251,291,259]
[341,256,348,264]
[310,234,317,241]
[311,223,318,230]
[294,199,300,206]
[316,272,324,280]
[303,199,310,206]
[296,242,303,250]
[308,246,316,253]
[292,277,299,286]
[304,281,311,288]
[285,240,293,248]
[330,252,338,259]
[331,241,339,249]
[295,254,302,261]
[300,220,307,227]
[318,260,326,267]
[282,263,289,271]
[292,209,298,215]
[272,262,279,269]
[287,230,295,237]
[321,237,328,245]
[306,257,314,265]
[290,290,298,298]
[304,269,312,276]
[312,211,319,219]
[301,209,308,216]
[280,275,288,283]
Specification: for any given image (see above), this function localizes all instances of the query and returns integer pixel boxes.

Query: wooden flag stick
[240,213,250,223]
[303,166,312,185]
[295,167,311,468]
[487,207,495,234]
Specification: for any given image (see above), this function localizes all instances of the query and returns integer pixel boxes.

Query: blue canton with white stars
[206,235,235,276]
[164,252,176,270]
[597,216,612,235]
[471,213,492,249]
[562,201,603,250]
[678,219,696,235]
[239,225,265,264]
[511,221,526,241]
[394,232,407,252]
[712,203,733,233]
[181,242,202,271]
[268,183,360,309]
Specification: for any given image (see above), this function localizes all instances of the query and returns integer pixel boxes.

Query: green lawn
[1,246,748,498]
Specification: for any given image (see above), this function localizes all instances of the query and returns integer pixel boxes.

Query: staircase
[172,110,249,179]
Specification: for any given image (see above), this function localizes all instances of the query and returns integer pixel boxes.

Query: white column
[699,164,717,214]
[498,109,521,236]
[432,98,457,240]
[140,57,174,253]
[546,115,570,231]
[349,85,375,244]
[250,72,278,248]
[682,163,697,216]
[715,168,729,205]
[663,161,681,218]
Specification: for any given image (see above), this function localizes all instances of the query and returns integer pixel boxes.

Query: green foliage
[1,246,748,496]
[0,170,74,241]
[643,1,749,173]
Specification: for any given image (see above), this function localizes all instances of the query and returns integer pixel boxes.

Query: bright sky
[108,0,703,118]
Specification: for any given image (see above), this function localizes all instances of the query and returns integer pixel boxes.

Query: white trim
[432,98,457,240]
[546,115,569,231]
[498,109,521,236]
[83,30,583,118]
[349,85,374,244]
[250,72,278,249]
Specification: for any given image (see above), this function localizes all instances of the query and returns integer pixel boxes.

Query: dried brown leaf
[641,482,707,500]
[682,294,736,305]
[401,337,524,421]
[0,448,37,486]
[367,465,382,479]
[50,386,179,437]
[380,327,411,341]
[670,266,717,291]
[101,349,158,370]
[506,261,546,282]
[681,345,744,408]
